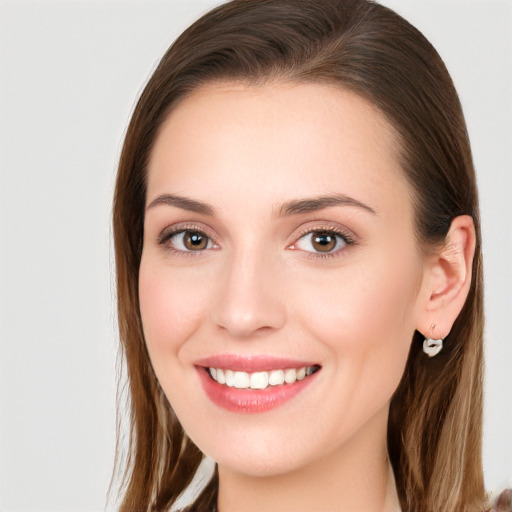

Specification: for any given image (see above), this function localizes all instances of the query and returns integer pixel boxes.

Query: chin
[185,417,331,478]
[215,446,312,478]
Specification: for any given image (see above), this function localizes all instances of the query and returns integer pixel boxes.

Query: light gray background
[0,1,510,511]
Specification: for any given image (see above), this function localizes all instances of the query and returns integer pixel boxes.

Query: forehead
[146,82,410,218]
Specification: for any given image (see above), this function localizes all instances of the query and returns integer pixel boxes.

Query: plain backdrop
[0,1,511,511]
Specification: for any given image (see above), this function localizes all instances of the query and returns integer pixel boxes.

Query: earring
[423,337,443,357]
[423,323,443,357]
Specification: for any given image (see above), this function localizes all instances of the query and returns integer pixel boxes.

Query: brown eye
[293,229,348,255]
[311,231,337,252]
[183,231,208,250]
[161,229,214,252]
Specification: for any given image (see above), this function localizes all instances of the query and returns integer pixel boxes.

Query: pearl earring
[423,337,443,357]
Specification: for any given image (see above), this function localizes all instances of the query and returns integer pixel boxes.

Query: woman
[112,1,493,510]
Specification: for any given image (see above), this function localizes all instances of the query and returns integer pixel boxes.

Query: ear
[416,215,476,339]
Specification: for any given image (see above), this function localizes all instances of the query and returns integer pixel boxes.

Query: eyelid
[291,222,357,244]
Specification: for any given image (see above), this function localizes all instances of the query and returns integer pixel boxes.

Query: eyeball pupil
[312,231,336,252]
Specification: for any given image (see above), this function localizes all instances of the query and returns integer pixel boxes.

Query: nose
[210,247,287,338]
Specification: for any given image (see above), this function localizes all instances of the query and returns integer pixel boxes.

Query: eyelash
[157,224,356,259]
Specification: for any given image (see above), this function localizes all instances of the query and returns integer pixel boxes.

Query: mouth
[195,356,322,413]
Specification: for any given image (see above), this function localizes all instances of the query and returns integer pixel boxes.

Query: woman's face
[140,83,428,477]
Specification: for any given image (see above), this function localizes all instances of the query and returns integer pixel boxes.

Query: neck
[217,407,400,512]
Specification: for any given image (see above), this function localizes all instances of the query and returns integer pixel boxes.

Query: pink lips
[195,354,320,413]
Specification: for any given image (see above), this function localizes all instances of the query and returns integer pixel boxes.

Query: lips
[195,355,321,413]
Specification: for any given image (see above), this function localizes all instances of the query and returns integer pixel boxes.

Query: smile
[207,366,319,389]
[196,356,321,413]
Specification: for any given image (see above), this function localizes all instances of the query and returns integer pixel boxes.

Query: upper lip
[195,354,320,372]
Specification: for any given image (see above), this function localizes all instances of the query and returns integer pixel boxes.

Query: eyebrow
[145,192,376,217]
[279,194,376,216]
[146,194,216,216]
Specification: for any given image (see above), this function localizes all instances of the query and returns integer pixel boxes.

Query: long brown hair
[112,1,486,510]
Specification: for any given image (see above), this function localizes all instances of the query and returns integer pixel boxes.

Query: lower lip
[196,367,318,413]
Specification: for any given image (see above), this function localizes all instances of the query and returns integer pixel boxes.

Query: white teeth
[284,368,297,384]
[208,365,318,389]
[268,369,284,386]
[250,371,269,389]
[233,371,250,389]
[225,369,234,387]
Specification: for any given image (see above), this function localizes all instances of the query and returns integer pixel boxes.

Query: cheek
[316,250,418,335]
[138,257,217,437]
[293,250,421,391]
[138,257,207,365]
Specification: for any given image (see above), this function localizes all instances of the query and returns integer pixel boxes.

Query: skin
[139,82,475,512]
